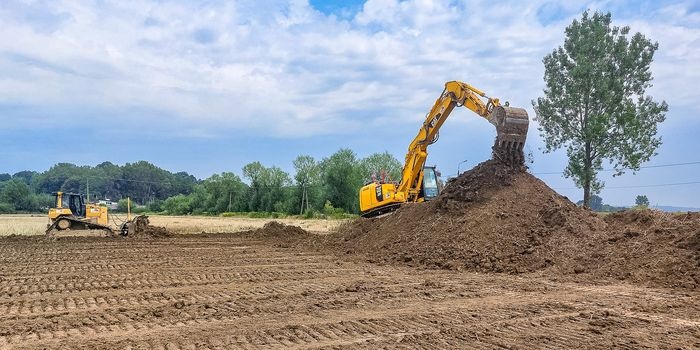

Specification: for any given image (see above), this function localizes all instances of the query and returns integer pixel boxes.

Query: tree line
[0,149,403,216]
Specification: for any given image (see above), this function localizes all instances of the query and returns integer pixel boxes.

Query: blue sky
[1,0,699,207]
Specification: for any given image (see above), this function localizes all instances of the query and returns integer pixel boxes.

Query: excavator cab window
[422,167,439,200]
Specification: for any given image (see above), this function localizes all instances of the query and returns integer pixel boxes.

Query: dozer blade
[488,106,529,166]
[120,215,149,236]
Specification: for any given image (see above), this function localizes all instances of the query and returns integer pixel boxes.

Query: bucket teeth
[488,106,529,166]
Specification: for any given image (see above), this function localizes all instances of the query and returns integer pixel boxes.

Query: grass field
[0,214,344,236]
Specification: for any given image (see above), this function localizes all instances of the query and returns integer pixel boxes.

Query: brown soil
[594,210,700,289]
[126,215,172,238]
[325,160,699,289]
[0,233,697,349]
[248,221,311,238]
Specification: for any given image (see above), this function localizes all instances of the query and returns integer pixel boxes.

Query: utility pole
[86,178,90,203]
[457,159,469,176]
[299,185,305,215]
[228,192,232,212]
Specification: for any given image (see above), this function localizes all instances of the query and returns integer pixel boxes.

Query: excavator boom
[359,81,529,217]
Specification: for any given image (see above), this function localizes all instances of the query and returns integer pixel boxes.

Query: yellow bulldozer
[46,191,146,236]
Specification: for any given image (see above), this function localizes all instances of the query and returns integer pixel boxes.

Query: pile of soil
[592,210,700,288]
[252,221,311,238]
[326,160,605,274]
[237,221,315,248]
[126,216,172,238]
[324,160,699,289]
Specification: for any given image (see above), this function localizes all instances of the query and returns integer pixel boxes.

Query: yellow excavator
[358,81,529,217]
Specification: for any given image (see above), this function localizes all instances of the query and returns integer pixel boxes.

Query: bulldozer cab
[53,192,85,217]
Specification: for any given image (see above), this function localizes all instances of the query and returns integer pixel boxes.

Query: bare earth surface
[0,215,344,236]
[0,233,698,350]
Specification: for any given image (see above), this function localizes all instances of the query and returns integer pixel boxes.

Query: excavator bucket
[489,106,529,166]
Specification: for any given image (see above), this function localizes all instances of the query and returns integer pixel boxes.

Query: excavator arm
[397,81,512,202]
[359,81,529,216]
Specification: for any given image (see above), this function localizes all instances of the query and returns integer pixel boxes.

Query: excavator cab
[420,166,440,200]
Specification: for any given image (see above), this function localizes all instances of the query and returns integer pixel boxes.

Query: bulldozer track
[0,235,697,349]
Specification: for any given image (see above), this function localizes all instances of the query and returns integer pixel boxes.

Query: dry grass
[0,214,345,236]
[0,214,49,236]
[147,215,344,234]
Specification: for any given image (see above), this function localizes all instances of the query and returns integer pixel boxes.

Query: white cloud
[0,0,697,138]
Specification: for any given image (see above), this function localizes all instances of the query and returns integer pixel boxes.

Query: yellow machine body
[48,192,109,228]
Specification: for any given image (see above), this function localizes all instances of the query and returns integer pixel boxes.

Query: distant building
[97,199,118,210]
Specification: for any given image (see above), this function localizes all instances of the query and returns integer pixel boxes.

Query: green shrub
[303,208,317,219]
[132,206,148,214]
[0,202,15,214]
[163,194,192,215]
[322,201,343,215]
[147,200,164,212]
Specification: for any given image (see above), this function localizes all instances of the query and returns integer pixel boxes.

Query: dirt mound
[255,221,311,237]
[325,160,698,289]
[238,221,313,248]
[242,221,313,243]
[327,160,604,274]
[125,216,172,238]
[593,210,700,288]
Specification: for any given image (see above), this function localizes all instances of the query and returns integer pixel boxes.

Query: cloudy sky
[1,0,699,207]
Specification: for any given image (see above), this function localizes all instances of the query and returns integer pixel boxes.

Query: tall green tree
[533,11,667,207]
[293,155,321,214]
[242,162,291,212]
[202,172,248,213]
[320,149,362,213]
[635,195,650,207]
[360,151,402,184]
[1,179,37,211]
[11,171,37,185]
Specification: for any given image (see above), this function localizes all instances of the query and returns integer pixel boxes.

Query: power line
[39,174,174,186]
[533,161,700,175]
[553,180,700,190]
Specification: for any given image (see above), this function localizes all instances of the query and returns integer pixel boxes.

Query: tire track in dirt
[0,235,697,350]
[0,267,360,299]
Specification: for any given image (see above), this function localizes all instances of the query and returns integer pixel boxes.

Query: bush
[147,200,164,212]
[132,206,148,214]
[0,202,15,214]
[323,201,345,216]
[221,211,288,219]
[303,208,318,219]
[163,194,192,215]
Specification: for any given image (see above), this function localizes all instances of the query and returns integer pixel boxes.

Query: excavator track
[489,106,529,166]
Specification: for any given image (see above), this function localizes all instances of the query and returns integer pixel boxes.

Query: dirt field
[0,232,697,350]
[0,215,343,236]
